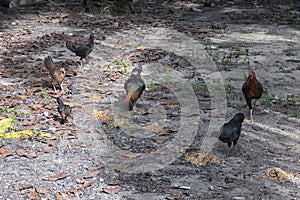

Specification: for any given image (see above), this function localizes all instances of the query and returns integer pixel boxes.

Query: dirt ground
[0,0,300,199]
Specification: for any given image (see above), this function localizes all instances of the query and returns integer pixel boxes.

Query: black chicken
[66,33,96,66]
[219,113,245,154]
[123,64,145,112]
[57,97,72,124]
[0,0,15,7]
[242,71,263,122]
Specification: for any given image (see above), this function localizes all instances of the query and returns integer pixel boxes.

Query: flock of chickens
[43,33,146,124]
[43,33,96,124]
[220,71,263,154]
[44,33,263,155]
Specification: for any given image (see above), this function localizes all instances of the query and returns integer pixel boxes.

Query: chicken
[219,112,245,154]
[0,0,15,7]
[44,56,65,94]
[242,71,263,122]
[66,33,96,65]
[123,64,145,112]
[57,97,72,124]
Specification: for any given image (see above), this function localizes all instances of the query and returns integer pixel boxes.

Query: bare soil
[0,0,300,199]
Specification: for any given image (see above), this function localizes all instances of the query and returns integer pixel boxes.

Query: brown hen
[123,64,145,112]
[44,56,65,94]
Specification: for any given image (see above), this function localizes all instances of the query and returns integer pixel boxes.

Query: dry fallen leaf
[267,167,295,182]
[208,113,223,118]
[79,181,92,191]
[81,170,101,179]
[43,172,71,181]
[149,151,160,155]
[136,45,147,50]
[185,153,219,166]
[42,147,54,154]
[0,148,15,158]
[102,186,122,194]
[49,93,61,98]
[120,153,142,159]
[114,164,123,172]
[87,166,101,171]
[19,183,33,190]
[30,110,42,114]
[25,88,40,94]
[156,128,172,136]
[47,140,59,147]
[29,104,44,110]
[36,187,48,195]
[15,94,29,99]
[45,104,55,110]
[27,191,41,200]
[47,120,61,126]
[68,189,81,196]
[166,104,180,109]
[93,110,116,128]
[90,94,102,101]
[202,106,216,110]
[277,156,300,163]
[156,139,163,144]
[16,149,38,159]
[55,192,72,200]
[68,181,92,196]
[107,179,121,186]
[184,111,201,117]
[20,134,31,140]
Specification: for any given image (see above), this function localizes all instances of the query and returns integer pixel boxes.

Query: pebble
[43,111,49,117]
[171,182,191,190]
[272,99,277,104]
[158,55,172,63]
[48,126,56,133]
[57,178,70,185]
[233,197,245,200]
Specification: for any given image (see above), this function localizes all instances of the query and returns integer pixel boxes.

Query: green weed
[106,59,131,73]
[263,90,276,105]
[147,81,158,93]
[163,68,172,85]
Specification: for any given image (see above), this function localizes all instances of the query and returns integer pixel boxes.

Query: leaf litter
[0,0,299,199]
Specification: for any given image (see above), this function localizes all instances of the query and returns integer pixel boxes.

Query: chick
[57,97,71,124]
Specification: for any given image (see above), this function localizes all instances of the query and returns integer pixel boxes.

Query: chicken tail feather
[44,56,55,72]
[66,41,77,53]
[123,85,138,104]
[57,97,64,106]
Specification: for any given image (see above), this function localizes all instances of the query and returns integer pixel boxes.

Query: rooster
[44,56,65,94]
[57,97,72,124]
[242,71,263,122]
[66,33,96,66]
[219,112,245,154]
[123,64,145,112]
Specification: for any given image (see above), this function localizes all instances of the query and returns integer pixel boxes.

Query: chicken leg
[249,108,254,123]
